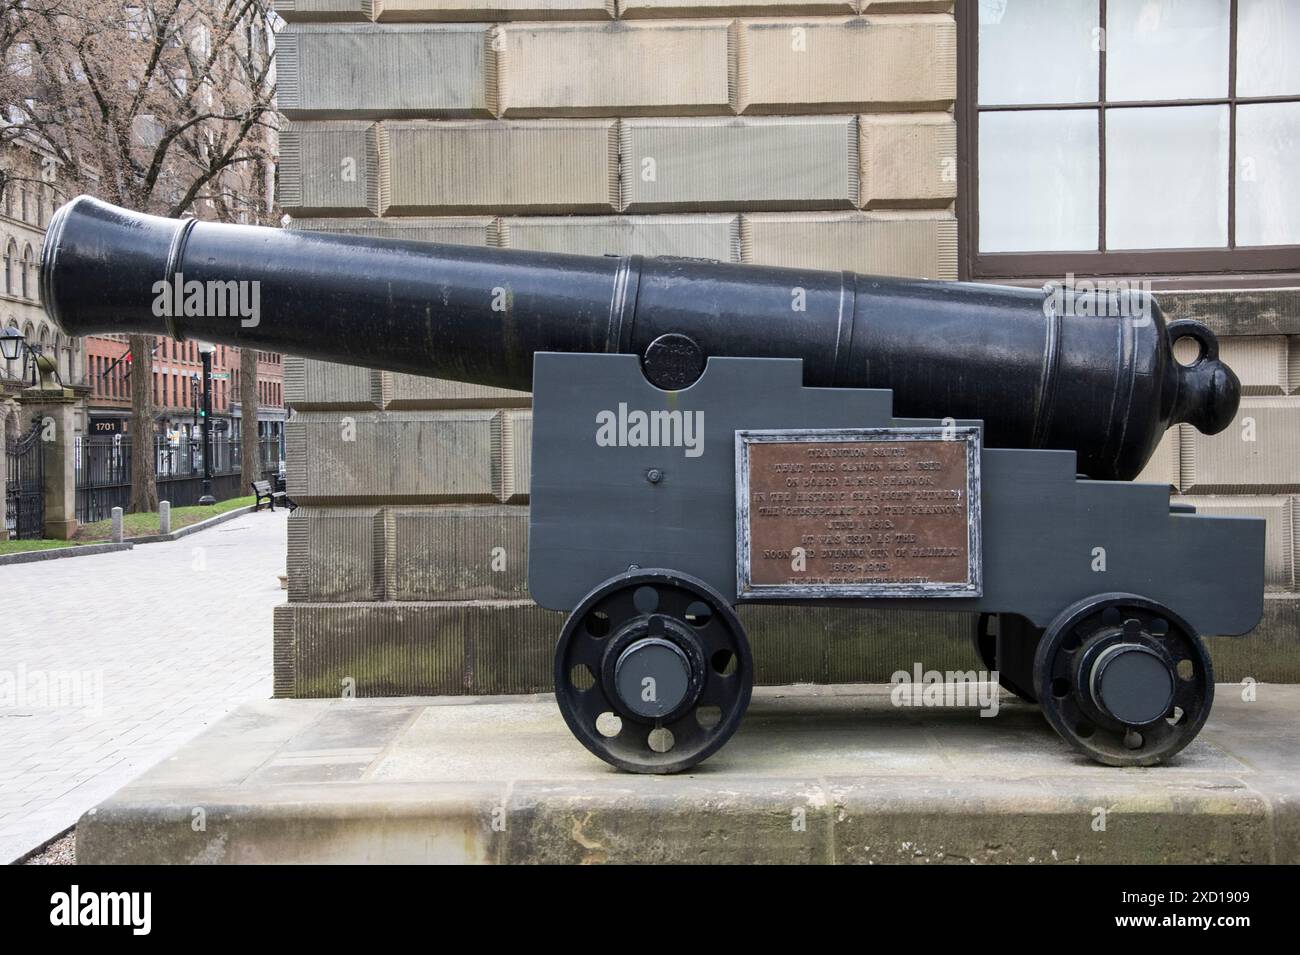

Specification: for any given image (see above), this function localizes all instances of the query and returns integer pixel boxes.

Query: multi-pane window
[962,0,1300,282]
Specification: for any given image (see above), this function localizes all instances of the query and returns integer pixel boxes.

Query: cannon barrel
[41,196,1239,480]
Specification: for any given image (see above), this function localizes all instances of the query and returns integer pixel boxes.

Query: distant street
[0,508,286,863]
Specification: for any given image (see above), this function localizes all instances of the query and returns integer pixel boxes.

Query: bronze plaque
[736,428,981,599]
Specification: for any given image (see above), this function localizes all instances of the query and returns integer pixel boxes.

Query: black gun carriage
[42,197,1264,773]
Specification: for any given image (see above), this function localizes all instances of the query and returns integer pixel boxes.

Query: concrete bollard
[111,506,124,543]
[159,501,171,536]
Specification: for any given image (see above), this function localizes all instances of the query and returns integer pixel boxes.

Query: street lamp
[0,327,54,387]
[197,341,216,505]
[0,327,22,361]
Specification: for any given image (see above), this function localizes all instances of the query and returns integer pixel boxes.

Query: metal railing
[75,434,283,524]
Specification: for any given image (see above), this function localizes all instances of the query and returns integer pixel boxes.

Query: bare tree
[1,0,279,512]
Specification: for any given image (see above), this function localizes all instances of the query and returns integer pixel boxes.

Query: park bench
[252,478,296,512]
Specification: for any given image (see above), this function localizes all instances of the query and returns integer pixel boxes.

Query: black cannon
[43,196,1238,481]
[42,197,1264,773]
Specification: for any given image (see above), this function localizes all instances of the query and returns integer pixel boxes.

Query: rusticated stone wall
[272,1,1299,698]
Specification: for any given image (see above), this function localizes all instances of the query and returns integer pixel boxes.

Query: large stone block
[860,0,954,10]
[1159,288,1300,338]
[390,506,530,600]
[733,16,956,113]
[621,0,853,15]
[499,214,742,259]
[288,507,386,601]
[272,591,1300,697]
[501,410,532,502]
[1180,496,1295,592]
[376,0,613,20]
[1180,398,1300,493]
[272,0,374,20]
[284,357,385,410]
[385,120,619,214]
[277,24,494,118]
[386,373,531,410]
[741,211,957,278]
[1171,335,1289,396]
[1132,427,1181,489]
[499,21,731,117]
[1203,594,1300,682]
[288,215,496,246]
[619,116,860,212]
[273,601,563,697]
[279,121,384,216]
[859,113,956,208]
[285,410,504,502]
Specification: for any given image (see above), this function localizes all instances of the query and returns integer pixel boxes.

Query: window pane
[978,0,1099,106]
[1106,105,1229,249]
[1238,0,1300,96]
[1106,0,1230,102]
[1236,102,1300,247]
[979,110,1099,252]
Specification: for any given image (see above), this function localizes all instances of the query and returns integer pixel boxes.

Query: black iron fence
[5,421,45,540]
[75,434,282,524]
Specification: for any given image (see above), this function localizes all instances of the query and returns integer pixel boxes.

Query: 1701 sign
[736,428,982,599]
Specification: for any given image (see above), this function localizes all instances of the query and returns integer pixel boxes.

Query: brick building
[83,335,286,448]
[272,1,1299,698]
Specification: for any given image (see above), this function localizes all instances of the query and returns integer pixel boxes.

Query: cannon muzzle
[41,196,1239,481]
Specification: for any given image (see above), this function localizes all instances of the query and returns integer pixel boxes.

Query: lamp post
[197,341,216,505]
[1,327,45,386]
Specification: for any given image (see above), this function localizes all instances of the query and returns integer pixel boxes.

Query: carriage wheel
[553,569,754,774]
[1033,594,1214,766]
[971,613,1037,703]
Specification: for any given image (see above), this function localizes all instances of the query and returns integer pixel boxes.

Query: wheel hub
[1089,642,1175,725]
[614,635,692,718]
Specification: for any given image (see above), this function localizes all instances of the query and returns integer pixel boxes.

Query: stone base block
[75,685,1300,863]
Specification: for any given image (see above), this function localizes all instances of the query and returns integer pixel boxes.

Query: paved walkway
[0,508,286,863]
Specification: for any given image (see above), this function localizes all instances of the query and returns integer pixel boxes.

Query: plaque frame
[735,427,982,600]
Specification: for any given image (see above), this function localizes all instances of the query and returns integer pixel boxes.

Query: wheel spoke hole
[1051,677,1072,699]
[595,711,622,738]
[711,649,737,676]
[696,705,722,730]
[684,601,712,628]
[1123,729,1145,750]
[585,611,611,638]
[1062,633,1082,652]
[633,586,660,614]
[1176,658,1195,681]
[1166,705,1185,726]
[1150,618,1170,636]
[570,663,595,691]
[648,727,674,753]
[1075,720,1096,739]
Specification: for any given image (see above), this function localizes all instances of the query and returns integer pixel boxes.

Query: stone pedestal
[18,388,79,540]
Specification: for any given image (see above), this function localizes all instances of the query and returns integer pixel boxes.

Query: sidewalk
[0,508,286,863]
[75,683,1300,864]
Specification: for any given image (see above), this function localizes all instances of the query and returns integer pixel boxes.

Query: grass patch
[0,538,81,555]
[75,495,256,542]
